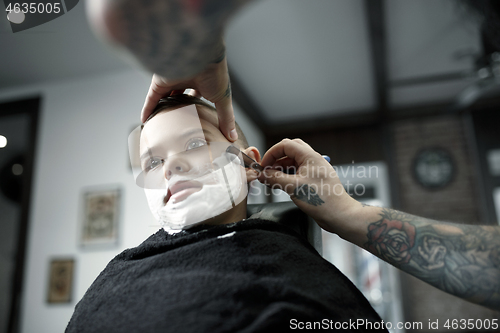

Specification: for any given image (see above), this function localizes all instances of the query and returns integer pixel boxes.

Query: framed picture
[80,186,121,247]
[47,258,74,303]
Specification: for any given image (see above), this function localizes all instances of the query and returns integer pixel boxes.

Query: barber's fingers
[141,74,173,123]
[215,96,237,142]
[271,156,299,172]
[202,79,236,142]
[258,168,298,195]
[246,168,259,182]
[170,89,185,96]
[201,59,237,142]
[188,89,202,99]
[261,138,316,168]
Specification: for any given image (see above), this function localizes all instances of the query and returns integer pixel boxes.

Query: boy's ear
[243,146,261,163]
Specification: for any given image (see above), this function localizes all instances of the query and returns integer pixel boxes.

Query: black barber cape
[66,219,387,332]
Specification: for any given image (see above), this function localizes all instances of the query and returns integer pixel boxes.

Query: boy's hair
[144,94,249,149]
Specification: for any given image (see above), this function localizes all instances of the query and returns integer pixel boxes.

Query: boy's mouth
[164,180,203,204]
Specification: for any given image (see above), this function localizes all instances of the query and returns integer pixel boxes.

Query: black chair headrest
[247,201,322,254]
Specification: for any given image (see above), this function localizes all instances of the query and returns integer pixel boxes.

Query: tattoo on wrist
[293,184,325,206]
[224,80,231,98]
[364,208,500,308]
[212,53,226,63]
[211,43,226,63]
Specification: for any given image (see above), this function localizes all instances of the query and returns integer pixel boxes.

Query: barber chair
[247,201,322,255]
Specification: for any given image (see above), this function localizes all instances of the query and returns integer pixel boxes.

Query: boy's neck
[203,200,248,227]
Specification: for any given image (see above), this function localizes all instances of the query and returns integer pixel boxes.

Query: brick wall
[392,114,500,331]
[393,114,480,223]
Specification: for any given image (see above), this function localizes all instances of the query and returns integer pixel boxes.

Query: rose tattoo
[365,218,416,265]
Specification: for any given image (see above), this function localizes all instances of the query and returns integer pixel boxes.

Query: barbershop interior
[1,0,500,332]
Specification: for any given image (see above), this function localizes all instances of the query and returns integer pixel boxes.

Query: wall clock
[412,147,455,189]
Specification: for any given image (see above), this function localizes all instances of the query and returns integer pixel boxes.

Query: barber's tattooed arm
[362,208,500,310]
[258,138,500,310]
[95,0,251,79]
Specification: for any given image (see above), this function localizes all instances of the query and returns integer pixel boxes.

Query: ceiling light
[7,11,25,24]
[0,135,7,148]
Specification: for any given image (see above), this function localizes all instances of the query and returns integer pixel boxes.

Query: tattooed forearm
[106,0,250,79]
[363,208,500,310]
[293,184,325,206]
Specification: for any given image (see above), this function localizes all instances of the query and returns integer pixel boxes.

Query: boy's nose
[165,158,190,179]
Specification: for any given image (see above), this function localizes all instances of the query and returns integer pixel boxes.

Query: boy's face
[137,104,250,232]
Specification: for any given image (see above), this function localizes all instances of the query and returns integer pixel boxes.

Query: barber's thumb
[215,98,238,142]
[258,168,296,195]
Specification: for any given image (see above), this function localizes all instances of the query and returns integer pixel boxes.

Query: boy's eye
[185,138,207,151]
[142,138,207,171]
[145,157,163,171]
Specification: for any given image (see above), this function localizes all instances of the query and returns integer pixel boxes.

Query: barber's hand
[86,0,241,142]
[258,139,359,234]
[141,57,237,142]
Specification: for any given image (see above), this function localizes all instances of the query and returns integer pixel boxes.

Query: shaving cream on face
[144,153,245,233]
